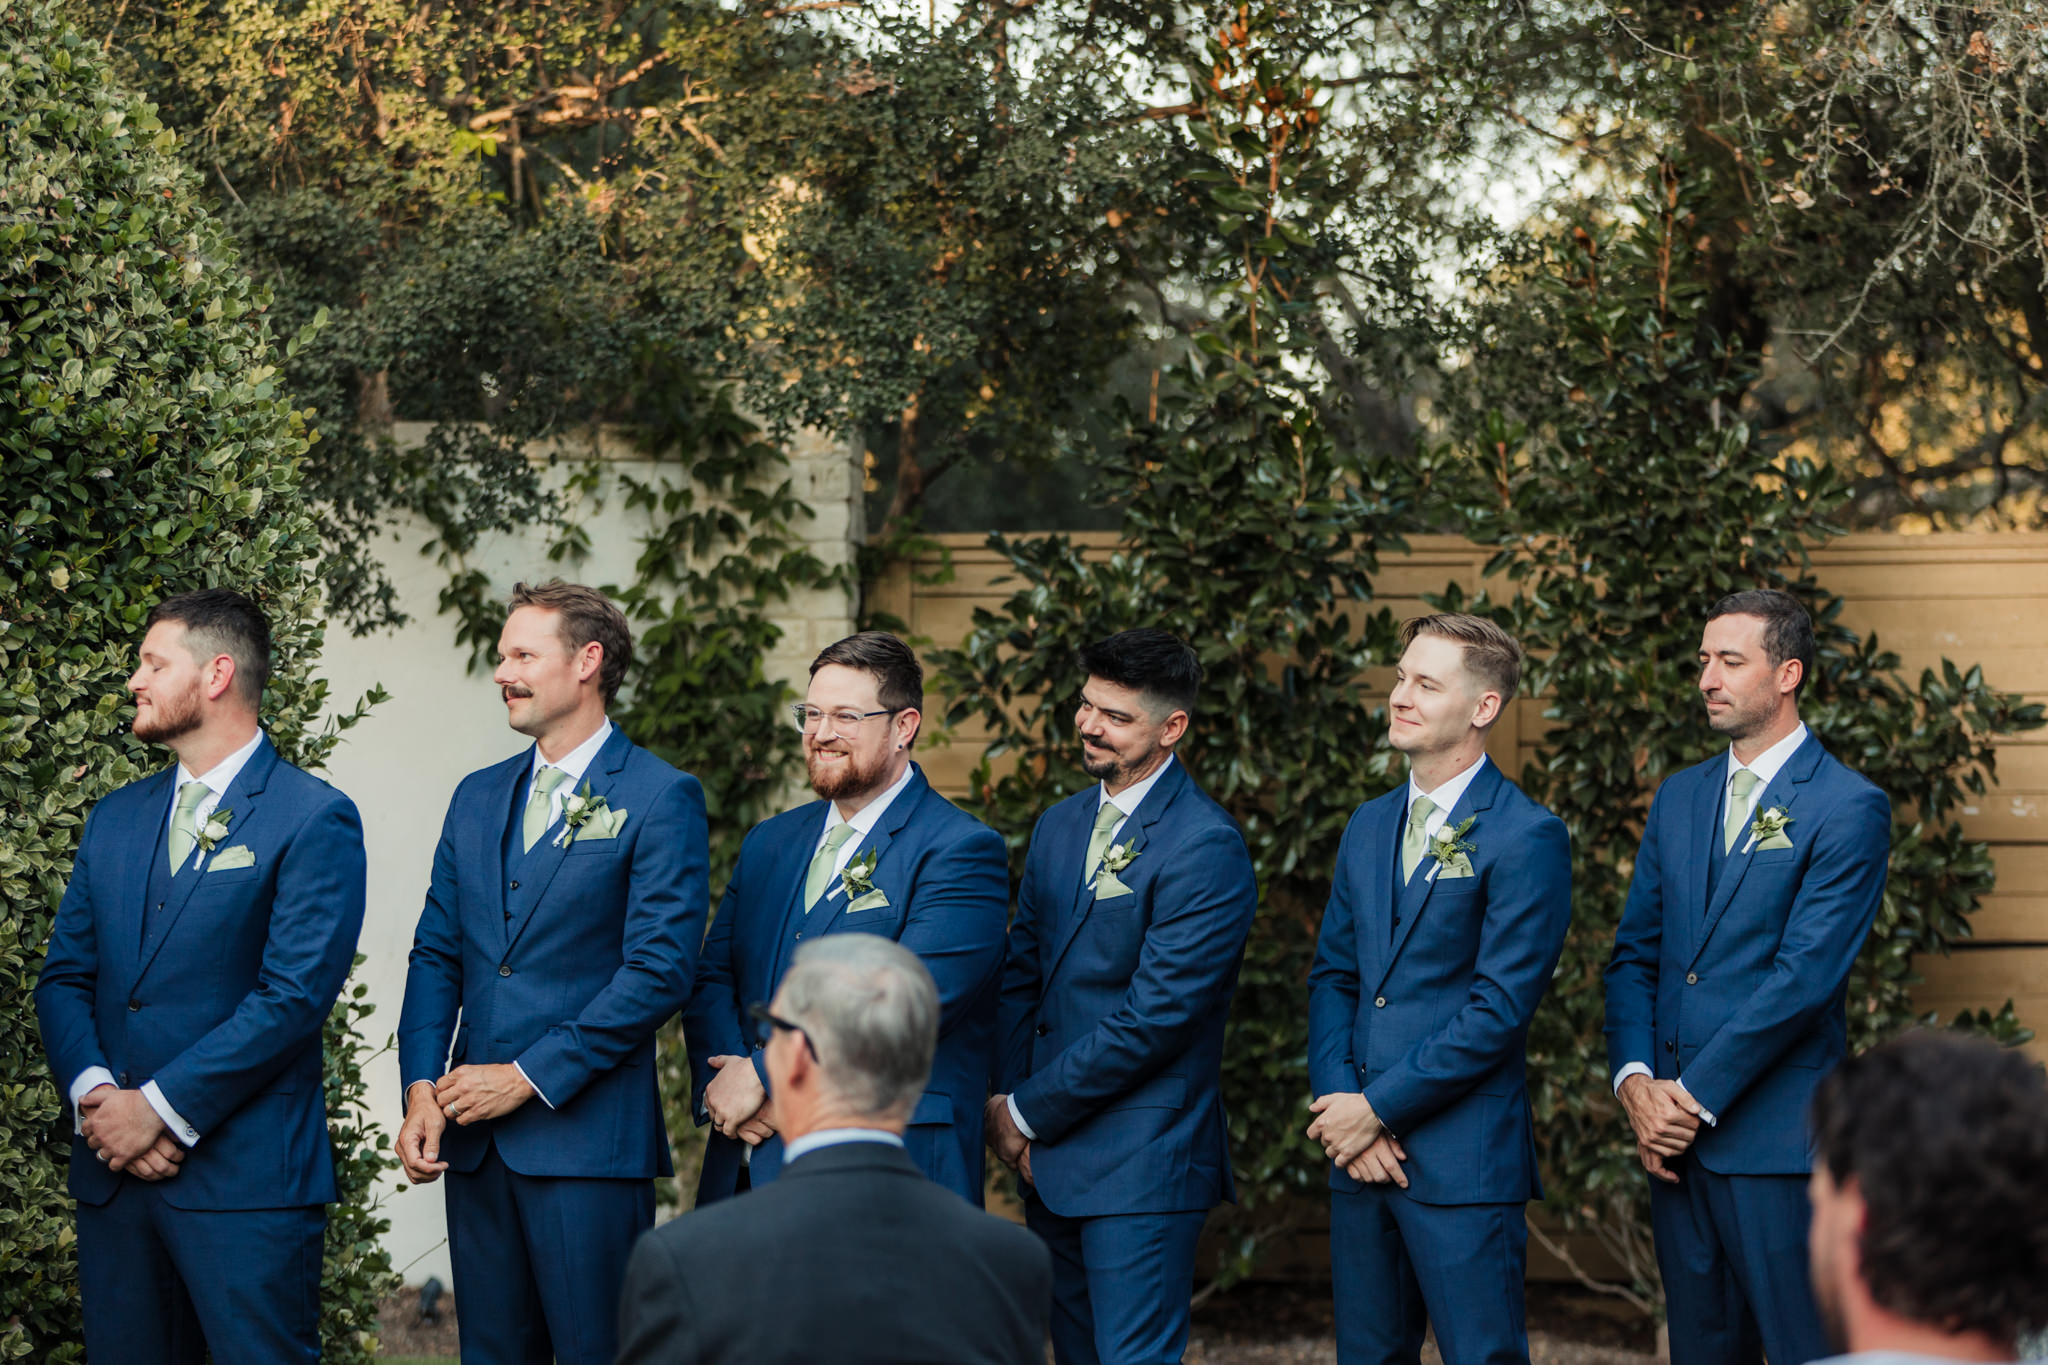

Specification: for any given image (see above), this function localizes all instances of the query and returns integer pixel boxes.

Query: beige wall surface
[316,430,859,1285]
[872,531,2048,1058]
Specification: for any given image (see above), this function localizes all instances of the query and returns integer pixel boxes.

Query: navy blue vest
[501,778,557,930]
[142,794,180,942]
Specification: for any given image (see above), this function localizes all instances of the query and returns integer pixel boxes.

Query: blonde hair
[1400,613,1522,703]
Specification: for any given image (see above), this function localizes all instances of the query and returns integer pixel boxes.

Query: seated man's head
[1808,1031,2048,1360]
[759,935,939,1137]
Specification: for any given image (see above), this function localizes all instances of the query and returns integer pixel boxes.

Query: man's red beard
[133,684,203,744]
[807,744,888,801]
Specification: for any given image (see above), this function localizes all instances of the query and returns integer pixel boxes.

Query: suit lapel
[1378,759,1503,988]
[1350,791,1403,988]
[482,748,533,952]
[1693,735,1822,963]
[1685,758,1723,939]
[1044,760,1188,983]
[505,726,633,955]
[116,769,175,978]
[136,737,278,984]
[805,765,929,939]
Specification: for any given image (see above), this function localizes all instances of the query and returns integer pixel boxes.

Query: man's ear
[203,654,238,704]
[578,641,605,687]
[1471,688,1503,730]
[1778,656,1805,697]
[894,706,922,751]
[1157,708,1191,749]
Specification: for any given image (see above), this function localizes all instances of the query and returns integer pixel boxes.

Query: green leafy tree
[934,6,1416,1278]
[0,2,390,1355]
[1431,161,2042,1305]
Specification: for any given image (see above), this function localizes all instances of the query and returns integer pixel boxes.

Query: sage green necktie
[1400,794,1438,884]
[1724,768,1760,853]
[1083,800,1124,886]
[522,765,569,852]
[805,822,857,909]
[167,780,211,873]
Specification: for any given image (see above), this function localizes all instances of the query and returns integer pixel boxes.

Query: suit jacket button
[509,880,520,891]
[118,1072,130,1086]
[499,964,513,977]
[1035,1024,1050,1037]
[128,998,141,1012]
[1665,1040,1675,1052]
[1374,996,1387,1008]
[1685,971,1699,985]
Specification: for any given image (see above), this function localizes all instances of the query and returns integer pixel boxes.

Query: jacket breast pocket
[201,864,264,888]
[564,835,628,858]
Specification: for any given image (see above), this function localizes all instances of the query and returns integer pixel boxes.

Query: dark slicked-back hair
[811,631,924,746]
[1079,629,1201,719]
[509,580,634,705]
[146,588,272,706]
[1707,589,1817,697]
[1810,1030,2048,1345]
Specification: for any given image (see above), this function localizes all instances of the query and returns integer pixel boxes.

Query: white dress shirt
[69,728,266,1148]
[809,762,917,907]
[1008,754,1179,1141]
[781,1126,907,1165]
[1612,724,1811,1125]
[1405,753,1489,851]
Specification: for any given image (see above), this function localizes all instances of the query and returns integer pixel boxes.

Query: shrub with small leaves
[0,1,390,1356]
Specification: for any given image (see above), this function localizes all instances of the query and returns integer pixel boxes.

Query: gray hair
[779,935,938,1119]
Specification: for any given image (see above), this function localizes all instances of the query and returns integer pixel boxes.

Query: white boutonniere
[1742,806,1794,854]
[1426,816,1478,882]
[553,782,615,848]
[1092,839,1140,899]
[838,847,890,911]
[197,808,233,855]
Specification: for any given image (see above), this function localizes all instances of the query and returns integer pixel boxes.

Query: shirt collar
[1727,723,1808,790]
[532,718,613,787]
[1407,752,1488,817]
[820,762,917,846]
[175,728,264,800]
[782,1127,907,1165]
[1098,752,1176,819]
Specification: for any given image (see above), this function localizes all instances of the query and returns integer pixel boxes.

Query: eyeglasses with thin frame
[747,1001,818,1060]
[789,704,902,734]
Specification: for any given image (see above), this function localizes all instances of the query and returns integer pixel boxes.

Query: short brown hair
[147,588,272,706]
[508,580,634,705]
[1400,613,1522,704]
[811,632,923,744]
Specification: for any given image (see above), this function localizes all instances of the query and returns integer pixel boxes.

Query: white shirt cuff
[513,1060,553,1109]
[142,1081,201,1147]
[1675,1078,1717,1126]
[69,1067,117,1135]
[1007,1093,1037,1142]
[1612,1061,1652,1094]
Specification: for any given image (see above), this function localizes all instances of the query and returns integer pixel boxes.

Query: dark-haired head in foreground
[1075,628,1201,794]
[1807,1030,2048,1362]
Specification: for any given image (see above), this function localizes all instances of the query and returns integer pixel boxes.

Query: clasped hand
[1307,1093,1409,1187]
[394,1064,535,1184]
[80,1085,186,1181]
[1617,1073,1702,1183]
[982,1094,1033,1184]
[704,1056,776,1146]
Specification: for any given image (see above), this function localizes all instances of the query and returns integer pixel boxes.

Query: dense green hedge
[0,2,390,1356]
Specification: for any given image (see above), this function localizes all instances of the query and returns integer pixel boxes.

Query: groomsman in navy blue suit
[37,588,368,1364]
[987,629,1259,1365]
[395,580,709,1365]
[1307,614,1573,1365]
[1605,590,1889,1365]
[686,631,1009,1205]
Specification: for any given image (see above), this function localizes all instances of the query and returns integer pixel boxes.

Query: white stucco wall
[314,427,859,1284]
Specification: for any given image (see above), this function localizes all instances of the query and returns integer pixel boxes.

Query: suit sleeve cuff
[1007,1093,1038,1142]
[69,1067,116,1135]
[1674,1077,1717,1126]
[513,1061,554,1110]
[142,1081,202,1147]
[1612,1061,1652,1094]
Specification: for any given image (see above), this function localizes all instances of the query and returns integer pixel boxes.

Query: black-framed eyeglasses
[747,1001,818,1060]
[790,704,903,734]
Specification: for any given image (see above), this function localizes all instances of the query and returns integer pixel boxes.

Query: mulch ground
[376,1281,1659,1362]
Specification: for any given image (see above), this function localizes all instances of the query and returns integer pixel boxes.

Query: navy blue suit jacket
[1307,758,1572,1205]
[995,758,1258,1218]
[397,725,709,1178]
[36,735,367,1210]
[685,763,1009,1204]
[1604,732,1889,1174]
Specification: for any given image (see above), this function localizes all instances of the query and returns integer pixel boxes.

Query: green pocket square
[1430,855,1475,881]
[848,889,892,913]
[208,845,256,872]
[1092,870,1134,900]
[565,810,630,845]
[1755,833,1794,851]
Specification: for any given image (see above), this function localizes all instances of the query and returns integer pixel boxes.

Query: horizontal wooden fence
[871,531,2048,1059]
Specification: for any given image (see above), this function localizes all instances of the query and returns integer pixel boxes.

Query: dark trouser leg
[1697,1168,1831,1365]
[1025,1195,1101,1365]
[1330,1184,1429,1365]
[158,1201,324,1365]
[1392,1197,1530,1365]
[1653,1163,1762,1365]
[506,1165,655,1365]
[1073,1208,1207,1365]
[75,1182,204,1365]
[446,1144,552,1365]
